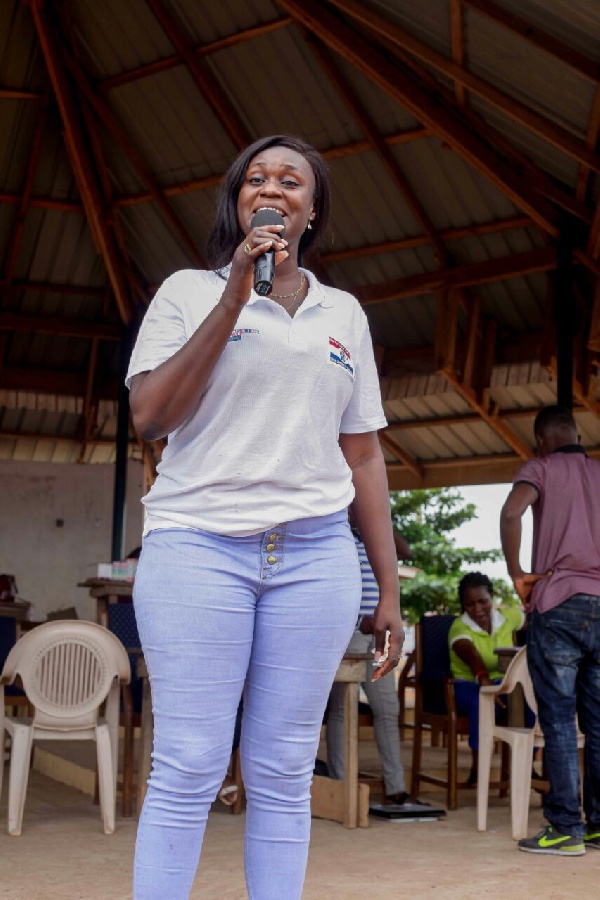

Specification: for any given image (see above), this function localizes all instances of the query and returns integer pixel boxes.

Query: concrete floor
[1,740,598,900]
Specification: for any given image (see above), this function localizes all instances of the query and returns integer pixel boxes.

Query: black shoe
[385,791,408,805]
[518,825,585,856]
[466,768,477,787]
[584,827,600,850]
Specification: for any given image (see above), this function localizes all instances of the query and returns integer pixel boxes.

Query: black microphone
[250,209,285,296]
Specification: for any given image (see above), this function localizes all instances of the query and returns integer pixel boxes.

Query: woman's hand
[371,597,405,682]
[224,224,288,304]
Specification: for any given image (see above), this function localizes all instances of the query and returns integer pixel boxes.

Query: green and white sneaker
[584,827,600,849]
[518,825,585,856]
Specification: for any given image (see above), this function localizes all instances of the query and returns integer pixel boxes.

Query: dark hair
[458,572,494,609]
[533,405,576,439]
[205,135,330,271]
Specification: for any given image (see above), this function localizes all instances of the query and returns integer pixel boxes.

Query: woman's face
[462,586,493,631]
[237,146,316,247]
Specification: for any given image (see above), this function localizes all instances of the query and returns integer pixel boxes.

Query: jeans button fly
[267,555,277,565]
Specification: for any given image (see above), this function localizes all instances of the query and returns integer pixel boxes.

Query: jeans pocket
[537,608,582,666]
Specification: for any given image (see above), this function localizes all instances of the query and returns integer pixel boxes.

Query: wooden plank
[378,432,424,479]
[0,312,120,340]
[327,0,600,173]
[277,0,560,236]
[145,0,251,150]
[100,17,293,91]
[463,0,600,82]
[311,776,369,828]
[356,247,556,306]
[30,2,134,325]
[451,0,467,106]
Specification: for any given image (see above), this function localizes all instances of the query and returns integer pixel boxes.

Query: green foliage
[391,488,518,623]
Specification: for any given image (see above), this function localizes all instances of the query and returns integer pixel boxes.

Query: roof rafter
[355,247,556,306]
[327,0,600,173]
[61,43,206,268]
[277,0,561,237]
[0,87,50,311]
[99,16,293,92]
[463,0,600,82]
[450,0,468,107]
[145,0,251,150]
[302,30,448,264]
[0,311,120,340]
[378,431,424,478]
[29,0,134,325]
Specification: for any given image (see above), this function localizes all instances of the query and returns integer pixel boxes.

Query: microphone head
[250,208,286,240]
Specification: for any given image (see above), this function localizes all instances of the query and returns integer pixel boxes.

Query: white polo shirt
[126,267,387,536]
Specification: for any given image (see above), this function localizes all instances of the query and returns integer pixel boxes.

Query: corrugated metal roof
[0,0,599,482]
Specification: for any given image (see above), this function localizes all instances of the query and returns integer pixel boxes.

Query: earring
[307,220,313,230]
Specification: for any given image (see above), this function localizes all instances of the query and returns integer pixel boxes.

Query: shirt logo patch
[329,337,354,375]
[228,328,260,342]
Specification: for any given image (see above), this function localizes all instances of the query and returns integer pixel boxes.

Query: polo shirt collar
[461,608,505,635]
[551,444,587,456]
[219,264,333,309]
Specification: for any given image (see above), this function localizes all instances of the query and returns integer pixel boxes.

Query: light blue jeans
[133,512,361,899]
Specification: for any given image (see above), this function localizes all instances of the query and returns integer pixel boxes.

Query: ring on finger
[244,242,252,255]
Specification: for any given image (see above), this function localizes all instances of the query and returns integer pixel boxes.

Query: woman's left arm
[339,431,404,680]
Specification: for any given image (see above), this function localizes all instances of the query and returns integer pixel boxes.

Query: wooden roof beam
[0,89,50,311]
[463,0,600,82]
[576,86,600,204]
[450,0,467,106]
[61,47,205,268]
[0,87,42,100]
[111,127,432,208]
[277,0,560,237]
[145,0,251,151]
[100,16,293,91]
[378,431,424,479]
[322,215,534,262]
[440,367,533,459]
[302,31,449,265]
[0,367,118,398]
[29,1,134,325]
[356,246,556,306]
[327,0,600,173]
[0,311,121,340]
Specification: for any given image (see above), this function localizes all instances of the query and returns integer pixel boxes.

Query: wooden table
[78,578,133,627]
[0,599,31,621]
[135,652,370,828]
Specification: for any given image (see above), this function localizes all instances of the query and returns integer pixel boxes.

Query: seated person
[326,510,411,805]
[449,571,527,785]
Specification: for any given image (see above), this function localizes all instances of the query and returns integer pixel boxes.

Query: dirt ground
[1,766,598,899]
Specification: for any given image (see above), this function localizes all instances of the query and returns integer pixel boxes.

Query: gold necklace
[271,272,306,302]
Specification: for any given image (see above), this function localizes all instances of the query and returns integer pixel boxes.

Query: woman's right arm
[452,639,492,686]
[130,226,286,441]
[130,294,246,441]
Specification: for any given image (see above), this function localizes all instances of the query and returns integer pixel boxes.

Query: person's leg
[453,679,481,751]
[132,529,257,900]
[325,629,365,781]
[362,635,405,797]
[241,512,361,900]
[577,596,600,842]
[527,600,585,838]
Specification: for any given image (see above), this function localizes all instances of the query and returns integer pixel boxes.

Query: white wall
[0,460,144,622]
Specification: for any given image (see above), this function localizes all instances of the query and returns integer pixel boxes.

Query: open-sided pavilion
[1,0,600,532]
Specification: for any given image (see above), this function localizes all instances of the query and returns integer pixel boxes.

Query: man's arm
[500,482,550,603]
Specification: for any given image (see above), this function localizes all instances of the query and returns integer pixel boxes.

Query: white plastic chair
[477,646,584,840]
[0,620,130,835]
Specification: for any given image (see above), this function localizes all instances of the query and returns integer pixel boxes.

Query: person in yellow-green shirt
[449,571,525,785]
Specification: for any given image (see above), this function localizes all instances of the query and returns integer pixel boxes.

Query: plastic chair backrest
[418,614,457,715]
[1,620,130,730]
[496,646,538,716]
